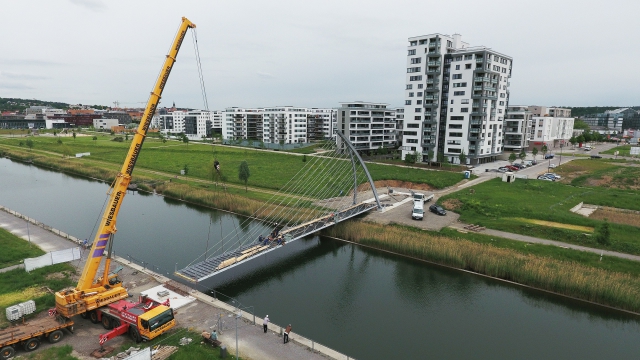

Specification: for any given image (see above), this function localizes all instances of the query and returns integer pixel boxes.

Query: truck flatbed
[0,315,73,359]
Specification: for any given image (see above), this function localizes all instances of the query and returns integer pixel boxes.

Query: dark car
[590,155,602,159]
[544,154,555,159]
[429,204,446,216]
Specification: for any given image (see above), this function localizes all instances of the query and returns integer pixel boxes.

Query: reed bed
[324,221,640,313]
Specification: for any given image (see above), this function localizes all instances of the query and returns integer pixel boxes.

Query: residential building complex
[401,33,513,165]
[582,108,639,132]
[529,115,574,150]
[336,102,396,152]
[503,106,532,152]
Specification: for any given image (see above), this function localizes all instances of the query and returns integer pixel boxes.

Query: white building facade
[504,106,532,152]
[337,102,396,152]
[529,116,574,149]
[401,33,512,165]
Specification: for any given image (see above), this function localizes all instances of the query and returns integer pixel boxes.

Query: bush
[595,220,611,245]
[112,136,124,142]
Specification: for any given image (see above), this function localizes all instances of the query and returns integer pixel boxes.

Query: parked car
[549,163,557,168]
[543,173,561,180]
[544,154,555,159]
[531,160,538,165]
[412,203,424,220]
[498,167,508,172]
[591,155,602,159]
[512,163,525,169]
[429,204,447,216]
[537,175,554,181]
[506,165,519,171]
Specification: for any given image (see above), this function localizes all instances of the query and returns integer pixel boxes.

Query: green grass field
[438,177,640,255]
[24,345,78,360]
[555,159,640,189]
[0,228,45,268]
[602,145,632,156]
[0,135,464,191]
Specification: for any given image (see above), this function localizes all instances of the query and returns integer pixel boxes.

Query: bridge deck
[175,202,377,283]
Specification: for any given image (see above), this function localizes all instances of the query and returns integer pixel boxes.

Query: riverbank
[0,205,346,360]
[322,221,640,314]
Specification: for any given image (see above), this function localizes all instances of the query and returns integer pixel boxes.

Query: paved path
[0,208,75,253]
[449,223,640,262]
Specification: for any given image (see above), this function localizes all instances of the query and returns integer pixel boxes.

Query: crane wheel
[23,338,40,352]
[89,311,99,324]
[80,312,88,319]
[102,316,113,330]
[1,346,15,360]
[129,327,141,343]
[48,330,64,344]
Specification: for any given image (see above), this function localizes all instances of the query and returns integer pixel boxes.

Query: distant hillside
[0,97,109,113]
[568,106,639,118]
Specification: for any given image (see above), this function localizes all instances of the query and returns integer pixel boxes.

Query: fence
[24,247,81,272]
[0,205,84,246]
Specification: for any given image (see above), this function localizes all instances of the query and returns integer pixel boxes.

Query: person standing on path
[284,324,292,344]
[263,315,269,333]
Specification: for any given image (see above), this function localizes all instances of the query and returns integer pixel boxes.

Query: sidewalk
[0,207,75,252]
[449,222,640,262]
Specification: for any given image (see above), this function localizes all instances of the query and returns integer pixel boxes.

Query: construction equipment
[96,295,174,346]
[54,17,196,330]
[0,313,74,360]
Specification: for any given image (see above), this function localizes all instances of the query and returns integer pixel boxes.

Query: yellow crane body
[55,17,196,319]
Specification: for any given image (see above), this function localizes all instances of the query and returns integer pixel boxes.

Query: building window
[450,116,464,120]
[409,92,414,97]
[411,57,422,64]
[405,100,411,105]
[406,139,418,143]
[410,41,417,46]
[407,67,421,73]
[449,132,463,137]
[417,92,422,96]
[417,100,422,104]
[499,101,504,105]
[410,76,422,81]
[406,84,413,90]
[415,108,422,112]
[453,91,465,96]
[464,55,473,60]
[500,93,506,98]
[461,108,469,113]
[465,64,472,69]
[453,82,467,87]
[455,65,460,70]
[461,99,469,104]
[455,56,462,61]
[408,49,416,55]
[452,74,462,79]
[448,148,462,153]
[450,100,454,104]
[414,116,421,120]
[417,84,423,89]
[407,123,419,128]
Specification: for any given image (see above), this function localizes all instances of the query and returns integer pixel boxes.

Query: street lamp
[559,142,563,165]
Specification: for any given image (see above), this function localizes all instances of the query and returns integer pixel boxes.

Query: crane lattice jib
[58,18,196,316]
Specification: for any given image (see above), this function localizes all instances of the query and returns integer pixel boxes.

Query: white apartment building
[395,108,404,145]
[504,106,532,152]
[529,115,574,150]
[337,102,396,152]
[222,107,336,144]
[156,110,222,139]
[401,33,512,165]
[158,110,187,134]
[93,118,119,129]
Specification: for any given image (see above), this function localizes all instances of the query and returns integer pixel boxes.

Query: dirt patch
[442,198,463,211]
[587,175,613,187]
[590,207,640,228]
[510,218,594,232]
[370,180,434,191]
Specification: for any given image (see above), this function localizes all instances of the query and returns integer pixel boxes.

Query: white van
[412,203,424,220]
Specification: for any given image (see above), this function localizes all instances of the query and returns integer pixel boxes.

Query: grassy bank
[438,177,640,255]
[0,228,45,267]
[0,263,75,328]
[323,221,640,313]
[24,345,78,360]
[0,136,463,190]
[602,145,632,156]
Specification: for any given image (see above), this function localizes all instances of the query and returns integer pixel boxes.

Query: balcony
[473,86,483,91]
[476,58,484,63]
[426,67,441,74]
[470,128,481,133]
[424,95,438,100]
[470,119,482,125]
[427,61,441,66]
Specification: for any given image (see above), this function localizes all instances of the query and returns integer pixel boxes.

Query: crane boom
[55,17,196,318]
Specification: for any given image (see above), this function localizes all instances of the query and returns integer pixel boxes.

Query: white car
[549,164,557,168]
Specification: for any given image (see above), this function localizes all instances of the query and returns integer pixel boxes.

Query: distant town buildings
[400,33,513,165]
[336,102,396,152]
[582,108,639,132]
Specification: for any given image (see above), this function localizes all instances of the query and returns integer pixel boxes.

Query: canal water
[1,158,639,359]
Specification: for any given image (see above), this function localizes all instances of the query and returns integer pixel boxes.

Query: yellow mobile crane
[55,17,196,319]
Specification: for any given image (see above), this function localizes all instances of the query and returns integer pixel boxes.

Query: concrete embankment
[0,205,353,360]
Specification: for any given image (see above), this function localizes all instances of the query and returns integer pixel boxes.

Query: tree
[93,135,98,145]
[595,220,611,246]
[508,152,517,164]
[72,131,76,141]
[458,150,467,165]
[532,147,538,160]
[541,144,548,158]
[302,155,307,162]
[53,130,57,137]
[518,149,526,163]
[279,140,285,150]
[238,160,250,191]
[182,164,189,176]
[25,139,34,151]
[57,138,63,145]
[182,135,189,147]
[437,152,445,167]
[569,136,577,148]
[577,135,585,145]
[427,149,434,166]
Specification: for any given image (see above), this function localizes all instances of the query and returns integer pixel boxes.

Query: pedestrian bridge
[175,132,382,283]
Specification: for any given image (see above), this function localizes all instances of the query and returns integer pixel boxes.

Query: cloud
[0,72,49,80]
[69,0,106,12]
[257,71,275,79]
[0,82,35,90]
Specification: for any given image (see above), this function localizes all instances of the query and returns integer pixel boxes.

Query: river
[0,157,639,359]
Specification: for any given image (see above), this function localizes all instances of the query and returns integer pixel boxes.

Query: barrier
[24,247,81,272]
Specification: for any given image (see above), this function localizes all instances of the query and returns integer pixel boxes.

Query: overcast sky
[0,0,638,110]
